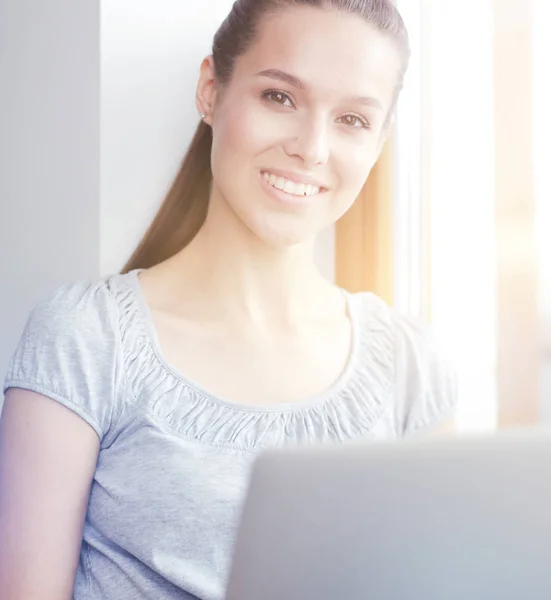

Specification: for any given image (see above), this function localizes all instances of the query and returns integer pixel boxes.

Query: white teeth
[262,171,321,197]
[294,183,306,196]
[283,180,295,194]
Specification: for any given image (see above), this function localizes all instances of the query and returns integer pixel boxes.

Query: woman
[0,0,457,598]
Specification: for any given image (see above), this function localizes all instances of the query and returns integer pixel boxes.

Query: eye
[339,114,371,130]
[262,90,295,108]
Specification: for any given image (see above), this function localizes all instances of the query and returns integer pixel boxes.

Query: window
[395,0,496,433]
[533,0,551,420]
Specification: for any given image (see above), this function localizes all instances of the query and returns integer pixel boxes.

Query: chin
[215,181,332,249]
[247,218,319,249]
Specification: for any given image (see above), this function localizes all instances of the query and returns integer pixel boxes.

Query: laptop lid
[225,429,551,600]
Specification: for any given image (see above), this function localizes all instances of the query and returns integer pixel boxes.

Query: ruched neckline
[107,269,396,450]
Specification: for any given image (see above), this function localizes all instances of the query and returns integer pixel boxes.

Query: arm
[0,389,100,600]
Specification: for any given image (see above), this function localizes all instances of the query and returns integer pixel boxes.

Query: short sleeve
[3,279,126,441]
[392,311,458,435]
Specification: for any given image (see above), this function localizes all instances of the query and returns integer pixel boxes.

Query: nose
[283,116,330,168]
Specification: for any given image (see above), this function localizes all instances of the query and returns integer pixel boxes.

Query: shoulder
[4,273,133,440]
[349,290,453,372]
[350,291,458,434]
[26,275,121,333]
[390,309,452,369]
[13,272,133,383]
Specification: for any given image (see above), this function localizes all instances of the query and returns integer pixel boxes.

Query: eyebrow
[255,68,383,111]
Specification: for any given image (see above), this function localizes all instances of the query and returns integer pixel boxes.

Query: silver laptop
[225,428,551,600]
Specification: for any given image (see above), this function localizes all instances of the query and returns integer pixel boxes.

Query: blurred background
[0,0,549,427]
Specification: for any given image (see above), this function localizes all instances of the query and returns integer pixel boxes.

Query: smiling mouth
[260,170,324,198]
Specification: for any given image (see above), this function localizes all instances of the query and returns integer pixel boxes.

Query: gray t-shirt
[3,269,457,599]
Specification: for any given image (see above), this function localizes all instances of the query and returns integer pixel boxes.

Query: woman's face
[198,6,403,247]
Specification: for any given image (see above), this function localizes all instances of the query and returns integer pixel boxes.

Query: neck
[166,196,338,325]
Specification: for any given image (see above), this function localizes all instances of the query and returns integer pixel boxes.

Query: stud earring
[199,112,206,120]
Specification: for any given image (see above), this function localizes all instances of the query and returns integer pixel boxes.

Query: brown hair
[122,0,410,273]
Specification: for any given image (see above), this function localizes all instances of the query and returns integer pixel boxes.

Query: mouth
[259,171,324,206]
[259,170,328,206]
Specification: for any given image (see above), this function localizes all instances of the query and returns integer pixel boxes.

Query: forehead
[235,6,402,108]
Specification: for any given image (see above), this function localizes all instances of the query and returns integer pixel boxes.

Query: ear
[195,55,218,126]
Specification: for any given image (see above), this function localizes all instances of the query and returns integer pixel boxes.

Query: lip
[258,170,324,206]
[259,167,329,191]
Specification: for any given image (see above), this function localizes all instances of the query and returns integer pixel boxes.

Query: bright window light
[533,0,551,420]
[395,0,497,432]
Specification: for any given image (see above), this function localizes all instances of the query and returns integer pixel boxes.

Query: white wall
[0,0,101,412]
[0,0,335,412]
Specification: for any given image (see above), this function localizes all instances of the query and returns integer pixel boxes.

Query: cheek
[215,100,282,161]
[333,149,378,209]
[210,109,252,196]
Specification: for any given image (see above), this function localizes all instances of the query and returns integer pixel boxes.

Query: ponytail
[121,121,213,273]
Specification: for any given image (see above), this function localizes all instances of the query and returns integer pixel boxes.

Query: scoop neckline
[125,268,362,414]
